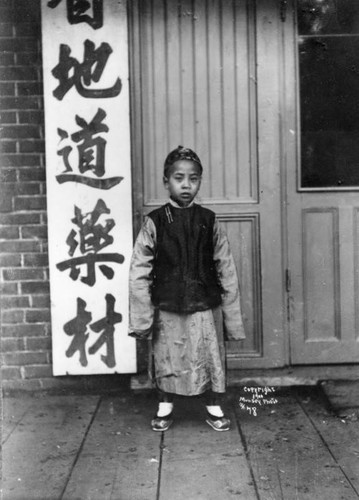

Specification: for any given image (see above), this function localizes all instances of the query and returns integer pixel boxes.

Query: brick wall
[0,0,51,391]
[0,1,131,393]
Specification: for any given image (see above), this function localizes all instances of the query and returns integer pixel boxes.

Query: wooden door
[129,0,287,368]
[284,0,359,363]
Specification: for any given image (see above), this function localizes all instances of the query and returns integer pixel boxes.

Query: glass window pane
[298,0,359,36]
[298,1,359,188]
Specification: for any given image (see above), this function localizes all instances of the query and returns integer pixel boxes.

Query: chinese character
[47,0,103,30]
[56,199,124,286]
[64,294,122,368]
[89,294,122,368]
[56,108,123,189]
[64,297,92,367]
[52,40,122,100]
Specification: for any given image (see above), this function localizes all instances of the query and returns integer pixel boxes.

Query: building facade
[1,0,358,391]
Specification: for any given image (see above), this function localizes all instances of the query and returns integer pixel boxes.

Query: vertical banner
[41,0,136,375]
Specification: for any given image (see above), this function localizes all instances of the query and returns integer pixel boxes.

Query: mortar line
[58,395,103,500]
[295,390,359,498]
[156,432,165,500]
[231,399,261,500]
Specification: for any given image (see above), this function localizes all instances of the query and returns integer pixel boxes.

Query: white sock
[206,405,224,418]
[157,402,173,417]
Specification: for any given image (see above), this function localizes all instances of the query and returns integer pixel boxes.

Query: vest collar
[168,198,196,209]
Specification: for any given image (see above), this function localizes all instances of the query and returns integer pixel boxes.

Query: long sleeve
[128,217,157,339]
[213,219,246,340]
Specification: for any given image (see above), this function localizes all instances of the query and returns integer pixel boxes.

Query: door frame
[128,0,292,370]
[281,0,359,365]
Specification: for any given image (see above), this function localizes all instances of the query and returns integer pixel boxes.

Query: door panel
[285,0,359,363]
[131,0,258,204]
[129,0,286,368]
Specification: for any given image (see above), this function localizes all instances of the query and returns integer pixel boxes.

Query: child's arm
[213,219,246,340]
[128,217,156,340]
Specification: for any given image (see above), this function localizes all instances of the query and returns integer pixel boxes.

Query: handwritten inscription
[239,386,278,416]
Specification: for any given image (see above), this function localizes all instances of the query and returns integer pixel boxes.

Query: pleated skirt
[151,307,226,396]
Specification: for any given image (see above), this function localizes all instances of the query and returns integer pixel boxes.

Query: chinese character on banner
[47,0,104,30]
[41,1,135,375]
[88,293,122,368]
[56,199,124,286]
[64,294,122,368]
[56,108,123,189]
[64,297,92,366]
[52,40,122,100]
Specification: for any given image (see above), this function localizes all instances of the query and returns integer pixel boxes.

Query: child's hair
[164,145,203,178]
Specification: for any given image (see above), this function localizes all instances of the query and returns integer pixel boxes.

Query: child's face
[164,160,202,207]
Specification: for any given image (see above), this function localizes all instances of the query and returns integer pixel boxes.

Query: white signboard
[41,0,136,375]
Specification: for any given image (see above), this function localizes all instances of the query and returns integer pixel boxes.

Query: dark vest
[148,203,222,313]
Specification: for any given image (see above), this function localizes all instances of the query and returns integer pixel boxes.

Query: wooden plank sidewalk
[2,387,359,500]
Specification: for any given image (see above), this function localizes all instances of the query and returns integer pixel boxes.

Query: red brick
[0,185,13,211]
[0,225,20,239]
[0,82,15,95]
[2,323,47,337]
[2,309,24,324]
[0,23,14,37]
[2,352,48,366]
[25,309,51,323]
[0,96,40,110]
[0,38,38,53]
[2,154,41,167]
[0,181,40,197]
[0,240,41,253]
[2,295,30,308]
[23,253,49,267]
[18,167,45,181]
[15,52,41,66]
[1,141,17,153]
[17,82,43,96]
[31,295,50,308]
[0,254,22,267]
[0,111,16,123]
[0,168,17,182]
[0,66,38,81]
[14,195,47,211]
[11,0,41,23]
[2,379,43,391]
[14,182,41,195]
[2,337,26,351]
[22,364,52,379]
[0,53,14,65]
[21,281,50,295]
[3,268,44,281]
[0,5,15,21]
[26,336,51,351]
[0,2,40,23]
[1,367,22,380]
[19,140,45,153]
[21,225,47,240]
[0,213,41,225]
[15,23,41,37]
[0,282,18,295]
[18,110,44,125]
[14,196,46,211]
[2,125,41,139]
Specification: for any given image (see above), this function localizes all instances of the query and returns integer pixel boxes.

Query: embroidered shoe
[205,411,231,432]
[151,413,173,432]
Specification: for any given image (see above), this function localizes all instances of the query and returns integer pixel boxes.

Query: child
[128,146,245,432]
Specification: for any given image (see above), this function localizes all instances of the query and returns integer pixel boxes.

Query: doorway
[128,0,290,369]
[284,0,359,363]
